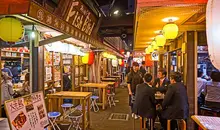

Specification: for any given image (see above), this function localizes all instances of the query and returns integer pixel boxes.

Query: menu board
[4,92,49,130]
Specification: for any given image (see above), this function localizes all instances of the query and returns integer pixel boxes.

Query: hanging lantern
[162,21,179,40]
[152,40,159,50]
[145,48,150,54]
[118,59,122,65]
[120,60,124,67]
[145,54,153,67]
[120,49,125,54]
[82,53,89,64]
[0,17,24,42]
[155,34,166,47]
[112,59,118,67]
[206,0,220,69]
[88,52,95,65]
[148,45,153,53]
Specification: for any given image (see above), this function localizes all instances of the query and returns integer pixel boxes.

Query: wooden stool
[140,117,154,130]
[167,119,186,130]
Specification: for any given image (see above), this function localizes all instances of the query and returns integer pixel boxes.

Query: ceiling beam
[179,24,206,31]
[39,34,71,46]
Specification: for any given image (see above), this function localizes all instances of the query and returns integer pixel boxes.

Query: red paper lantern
[88,52,95,65]
[120,49,125,54]
[119,59,124,67]
[145,54,153,67]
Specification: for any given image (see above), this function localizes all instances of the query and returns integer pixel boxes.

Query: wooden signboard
[28,1,99,47]
[4,91,49,130]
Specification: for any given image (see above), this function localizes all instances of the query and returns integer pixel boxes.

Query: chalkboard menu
[4,92,49,130]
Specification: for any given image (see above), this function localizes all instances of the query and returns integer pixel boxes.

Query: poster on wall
[151,51,159,61]
[4,92,49,130]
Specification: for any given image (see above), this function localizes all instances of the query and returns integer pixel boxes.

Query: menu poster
[4,92,49,130]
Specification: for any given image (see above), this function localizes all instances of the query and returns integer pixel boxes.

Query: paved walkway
[89,87,141,130]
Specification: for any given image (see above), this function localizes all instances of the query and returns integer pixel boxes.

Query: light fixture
[206,0,220,69]
[150,37,155,40]
[162,18,179,39]
[154,30,162,34]
[152,40,159,50]
[31,31,35,39]
[162,17,179,22]
[145,48,150,54]
[148,45,153,53]
[113,10,119,15]
[155,32,166,47]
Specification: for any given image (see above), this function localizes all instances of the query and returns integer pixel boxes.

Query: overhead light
[113,10,119,15]
[162,17,179,22]
[31,31,35,39]
[155,33,166,47]
[150,37,155,40]
[146,42,151,44]
[162,18,179,39]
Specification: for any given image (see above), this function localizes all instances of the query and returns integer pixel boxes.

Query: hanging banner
[145,54,153,67]
[4,92,49,130]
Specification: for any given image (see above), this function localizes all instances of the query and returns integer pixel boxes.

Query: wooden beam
[179,25,206,31]
[39,34,71,46]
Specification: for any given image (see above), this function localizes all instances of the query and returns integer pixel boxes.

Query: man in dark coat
[139,61,146,77]
[134,73,156,129]
[153,69,170,93]
[161,72,189,130]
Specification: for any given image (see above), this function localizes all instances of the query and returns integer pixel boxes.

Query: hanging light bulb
[163,19,179,39]
[155,32,166,47]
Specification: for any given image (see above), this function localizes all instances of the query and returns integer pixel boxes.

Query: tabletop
[101,78,116,81]
[0,118,10,130]
[47,91,92,99]
[80,83,108,88]
[191,115,220,130]
[101,82,115,85]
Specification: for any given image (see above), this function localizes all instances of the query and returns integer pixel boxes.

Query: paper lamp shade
[145,48,150,54]
[82,53,89,64]
[145,54,153,67]
[120,60,124,67]
[148,45,153,53]
[152,40,159,50]
[112,59,118,67]
[88,52,94,65]
[163,23,179,39]
[207,0,220,69]
[82,52,95,65]
[120,49,125,54]
[155,34,166,47]
[0,17,24,42]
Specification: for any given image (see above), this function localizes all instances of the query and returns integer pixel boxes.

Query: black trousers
[160,119,178,130]
[1,105,7,117]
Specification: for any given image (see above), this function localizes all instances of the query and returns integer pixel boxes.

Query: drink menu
[4,92,49,130]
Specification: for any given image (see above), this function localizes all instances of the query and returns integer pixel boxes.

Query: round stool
[48,112,61,130]
[90,96,99,112]
[68,110,83,130]
[61,103,73,120]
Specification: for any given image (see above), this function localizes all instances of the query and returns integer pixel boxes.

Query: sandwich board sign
[4,91,49,130]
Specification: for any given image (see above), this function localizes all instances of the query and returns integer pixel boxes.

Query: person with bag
[127,62,143,119]
[20,73,30,96]
[1,72,15,117]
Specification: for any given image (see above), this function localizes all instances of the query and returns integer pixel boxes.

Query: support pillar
[186,31,197,129]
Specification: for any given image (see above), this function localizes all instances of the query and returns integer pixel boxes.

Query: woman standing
[20,73,30,95]
[1,72,15,117]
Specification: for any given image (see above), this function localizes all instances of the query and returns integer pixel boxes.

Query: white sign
[5,92,49,130]
[151,51,159,61]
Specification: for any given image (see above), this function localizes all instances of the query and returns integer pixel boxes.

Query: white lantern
[207,0,220,69]
[112,59,118,67]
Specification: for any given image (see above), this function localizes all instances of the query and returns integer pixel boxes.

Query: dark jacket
[133,83,156,118]
[139,66,146,77]
[162,82,189,119]
[63,73,71,91]
[127,71,143,94]
[152,78,170,93]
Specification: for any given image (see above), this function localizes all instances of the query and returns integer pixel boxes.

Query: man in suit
[160,72,189,130]
[133,73,156,129]
[153,69,170,93]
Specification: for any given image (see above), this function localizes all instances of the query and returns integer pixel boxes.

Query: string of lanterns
[102,52,117,60]
[145,17,179,54]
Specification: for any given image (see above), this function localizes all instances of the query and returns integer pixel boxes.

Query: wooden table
[0,118,10,130]
[80,83,108,110]
[101,78,116,82]
[47,91,92,130]
[191,115,220,130]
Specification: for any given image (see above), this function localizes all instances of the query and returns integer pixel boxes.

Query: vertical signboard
[4,92,49,130]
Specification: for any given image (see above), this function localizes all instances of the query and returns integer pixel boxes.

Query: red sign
[145,54,153,67]
[0,0,30,15]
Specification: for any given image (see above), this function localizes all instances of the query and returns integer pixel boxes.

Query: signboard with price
[4,92,49,130]
[151,51,159,61]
